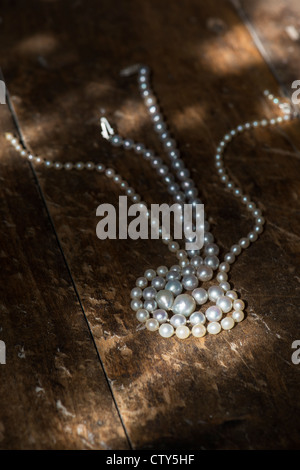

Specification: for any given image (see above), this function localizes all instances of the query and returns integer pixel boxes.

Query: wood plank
[1,0,300,449]
[0,103,129,449]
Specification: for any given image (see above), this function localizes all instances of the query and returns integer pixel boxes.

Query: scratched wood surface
[0,0,300,450]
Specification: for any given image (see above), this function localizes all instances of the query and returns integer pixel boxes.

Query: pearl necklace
[5,65,295,341]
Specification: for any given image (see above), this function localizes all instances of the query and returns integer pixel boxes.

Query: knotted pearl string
[5,65,295,340]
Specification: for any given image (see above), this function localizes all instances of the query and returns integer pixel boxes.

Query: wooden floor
[0,0,299,450]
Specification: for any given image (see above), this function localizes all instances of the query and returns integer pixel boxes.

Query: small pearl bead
[136,277,148,288]
[136,309,150,322]
[86,161,95,170]
[96,163,105,172]
[224,253,235,264]
[207,322,221,335]
[143,286,157,300]
[175,325,190,339]
[219,262,230,273]
[64,162,73,170]
[192,324,206,337]
[233,299,245,311]
[75,162,84,170]
[151,276,166,290]
[157,265,168,276]
[216,272,228,283]
[197,265,213,282]
[146,318,159,331]
[189,311,206,325]
[131,299,143,311]
[144,269,156,281]
[131,287,143,299]
[54,162,63,170]
[144,299,157,312]
[159,323,174,338]
[226,290,238,300]
[170,314,186,328]
[239,237,250,249]
[219,281,231,292]
[232,310,244,322]
[153,309,168,323]
[221,317,235,330]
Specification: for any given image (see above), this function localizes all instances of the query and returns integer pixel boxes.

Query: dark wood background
[0,0,299,450]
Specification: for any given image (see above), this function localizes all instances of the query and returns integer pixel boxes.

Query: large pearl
[175,325,190,339]
[155,290,174,310]
[192,324,206,337]
[182,274,198,290]
[197,265,213,281]
[221,316,235,330]
[153,309,168,323]
[208,285,224,302]
[170,314,186,327]
[189,311,206,325]
[172,294,196,317]
[191,288,208,305]
[216,296,233,313]
[207,321,221,335]
[165,280,183,295]
[205,305,222,322]
[159,323,174,338]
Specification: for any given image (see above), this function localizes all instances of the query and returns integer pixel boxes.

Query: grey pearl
[204,243,220,256]
[155,290,174,310]
[111,135,123,147]
[170,314,186,327]
[151,276,166,290]
[152,309,168,323]
[165,280,183,296]
[204,255,219,270]
[192,287,208,305]
[181,265,195,276]
[197,266,213,282]
[172,294,196,317]
[182,274,198,291]
[143,299,157,312]
[190,311,206,325]
[166,271,181,281]
[143,286,157,300]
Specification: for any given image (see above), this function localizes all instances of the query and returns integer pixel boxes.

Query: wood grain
[0,0,299,449]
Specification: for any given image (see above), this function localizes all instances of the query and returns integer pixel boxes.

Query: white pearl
[219,281,231,292]
[191,288,208,305]
[159,323,174,338]
[155,290,174,310]
[216,296,233,313]
[208,285,224,302]
[182,274,198,290]
[172,294,196,317]
[204,255,219,270]
[197,265,213,282]
[190,255,203,267]
[232,310,244,322]
[176,325,190,339]
[205,305,222,322]
[143,286,157,300]
[144,269,156,280]
[219,262,230,273]
[146,318,159,331]
[207,322,221,335]
[153,309,168,323]
[151,276,166,290]
[190,311,206,325]
[157,265,168,276]
[131,299,143,311]
[233,299,245,311]
[170,314,186,327]
[136,309,150,322]
[136,277,148,288]
[221,316,235,330]
[226,290,238,300]
[131,287,142,299]
[216,272,228,282]
[143,299,157,312]
[192,324,206,337]
[165,280,183,295]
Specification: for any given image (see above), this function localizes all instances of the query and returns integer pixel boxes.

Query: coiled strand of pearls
[5,65,295,340]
